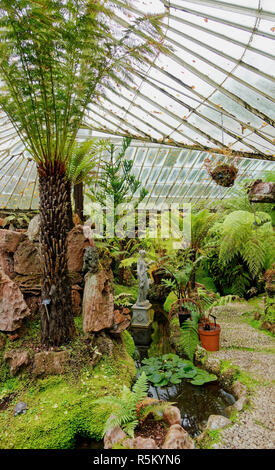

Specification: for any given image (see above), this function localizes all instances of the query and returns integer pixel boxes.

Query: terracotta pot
[198,323,221,351]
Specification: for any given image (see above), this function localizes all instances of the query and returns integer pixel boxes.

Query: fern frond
[179,322,199,362]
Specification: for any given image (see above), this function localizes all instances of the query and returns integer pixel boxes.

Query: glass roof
[0,0,274,209]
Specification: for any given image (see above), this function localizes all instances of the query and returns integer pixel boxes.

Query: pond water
[131,303,235,438]
[75,303,235,448]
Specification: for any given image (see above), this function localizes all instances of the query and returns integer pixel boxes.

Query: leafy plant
[0,0,168,346]
[139,354,217,387]
[94,371,149,437]
[87,137,148,221]
[114,293,135,308]
[2,212,31,229]
[218,210,274,278]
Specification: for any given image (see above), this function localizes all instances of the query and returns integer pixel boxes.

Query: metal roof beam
[164,0,275,22]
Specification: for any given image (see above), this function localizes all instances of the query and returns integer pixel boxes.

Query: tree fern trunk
[73,181,84,223]
[66,180,74,231]
[38,162,75,347]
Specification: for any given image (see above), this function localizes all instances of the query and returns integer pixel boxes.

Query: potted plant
[198,313,221,352]
[162,263,203,326]
[204,158,238,187]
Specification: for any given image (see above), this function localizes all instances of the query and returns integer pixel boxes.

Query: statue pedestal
[131,302,153,328]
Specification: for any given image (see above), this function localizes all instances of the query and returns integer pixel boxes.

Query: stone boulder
[0,229,26,253]
[4,349,31,376]
[205,414,231,431]
[162,406,181,426]
[72,285,82,316]
[26,214,40,241]
[0,249,15,279]
[124,437,158,449]
[110,308,131,334]
[104,417,127,449]
[67,225,95,273]
[32,350,70,377]
[0,269,31,331]
[162,424,195,449]
[248,180,275,203]
[82,270,114,333]
[14,239,41,275]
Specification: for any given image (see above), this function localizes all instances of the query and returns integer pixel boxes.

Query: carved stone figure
[136,250,150,306]
[82,246,99,275]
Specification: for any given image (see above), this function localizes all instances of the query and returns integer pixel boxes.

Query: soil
[134,419,168,448]
[0,393,16,411]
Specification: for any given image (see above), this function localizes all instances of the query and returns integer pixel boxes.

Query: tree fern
[219,210,274,278]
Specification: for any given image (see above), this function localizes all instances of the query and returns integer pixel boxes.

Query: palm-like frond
[219,210,274,278]
[66,139,107,184]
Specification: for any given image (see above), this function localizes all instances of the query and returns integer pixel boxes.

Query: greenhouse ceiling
[0,0,274,209]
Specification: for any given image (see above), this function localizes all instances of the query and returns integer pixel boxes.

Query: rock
[0,229,26,253]
[110,308,131,334]
[4,350,31,376]
[219,368,238,389]
[0,249,15,279]
[231,381,247,399]
[124,437,158,449]
[225,396,248,417]
[32,350,70,376]
[14,402,28,416]
[162,424,195,449]
[204,357,221,375]
[0,269,31,331]
[26,215,40,241]
[72,287,82,316]
[14,239,41,275]
[205,414,231,431]
[82,270,114,333]
[104,417,127,449]
[162,406,181,426]
[95,331,114,356]
[248,180,275,203]
[67,225,95,273]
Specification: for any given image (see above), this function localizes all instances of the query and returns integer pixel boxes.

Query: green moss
[114,283,138,301]
[197,429,221,449]
[121,330,135,358]
[163,292,177,314]
[0,340,136,449]
[242,313,274,338]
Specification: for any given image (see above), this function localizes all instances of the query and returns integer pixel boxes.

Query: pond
[131,303,235,438]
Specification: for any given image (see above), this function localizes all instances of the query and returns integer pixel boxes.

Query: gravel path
[208,302,275,449]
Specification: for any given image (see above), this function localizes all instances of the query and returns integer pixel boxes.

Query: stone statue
[136,250,150,306]
[82,246,99,275]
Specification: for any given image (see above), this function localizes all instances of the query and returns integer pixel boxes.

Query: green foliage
[0,340,136,449]
[87,137,148,214]
[121,331,136,359]
[94,372,149,438]
[66,139,107,185]
[179,319,200,362]
[0,1,168,166]
[218,210,274,278]
[139,354,217,387]
[2,212,31,228]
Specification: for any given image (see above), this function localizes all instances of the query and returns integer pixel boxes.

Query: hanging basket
[204,159,238,188]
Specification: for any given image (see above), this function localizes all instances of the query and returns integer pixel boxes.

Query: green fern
[219,210,275,278]
[179,322,200,362]
[94,372,149,438]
